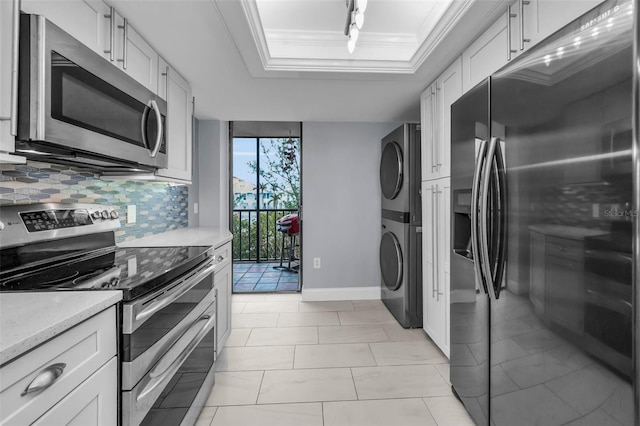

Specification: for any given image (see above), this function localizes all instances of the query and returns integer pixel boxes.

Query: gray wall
[302,122,399,290]
[197,119,229,229]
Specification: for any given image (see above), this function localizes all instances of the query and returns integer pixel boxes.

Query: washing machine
[379,124,422,328]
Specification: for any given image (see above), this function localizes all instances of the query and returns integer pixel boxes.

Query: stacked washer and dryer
[379,124,422,328]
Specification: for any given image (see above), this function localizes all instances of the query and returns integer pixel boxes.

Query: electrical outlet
[127,205,137,224]
[313,258,321,269]
[194,203,199,215]
[592,203,599,218]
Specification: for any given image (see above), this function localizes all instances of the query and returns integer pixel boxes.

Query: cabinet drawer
[213,242,231,269]
[0,307,116,426]
[545,237,584,262]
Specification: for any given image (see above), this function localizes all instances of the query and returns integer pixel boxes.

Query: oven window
[50,51,165,153]
[122,274,213,362]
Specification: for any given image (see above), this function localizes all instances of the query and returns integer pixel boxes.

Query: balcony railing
[232,209,298,262]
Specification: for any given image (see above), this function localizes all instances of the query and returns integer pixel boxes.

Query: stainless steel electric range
[0,203,217,426]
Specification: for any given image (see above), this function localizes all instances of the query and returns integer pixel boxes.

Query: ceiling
[109,0,509,123]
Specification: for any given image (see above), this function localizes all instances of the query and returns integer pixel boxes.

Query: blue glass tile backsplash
[0,161,189,243]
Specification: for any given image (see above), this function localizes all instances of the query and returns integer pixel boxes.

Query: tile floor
[195,293,474,426]
[233,262,300,292]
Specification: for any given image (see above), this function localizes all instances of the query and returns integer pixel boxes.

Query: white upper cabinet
[112,10,158,93]
[421,57,462,181]
[156,59,193,183]
[463,0,603,93]
[462,10,509,93]
[21,0,111,59]
[523,0,603,48]
[0,0,26,163]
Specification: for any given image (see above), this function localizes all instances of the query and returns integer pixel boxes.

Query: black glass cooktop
[0,245,211,301]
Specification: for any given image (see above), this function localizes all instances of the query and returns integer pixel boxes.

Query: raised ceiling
[110,0,509,122]
[248,0,458,72]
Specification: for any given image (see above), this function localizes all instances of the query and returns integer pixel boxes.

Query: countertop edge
[0,290,123,366]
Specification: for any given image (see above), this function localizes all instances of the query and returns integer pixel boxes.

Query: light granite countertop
[0,291,122,365]
[118,227,233,248]
[528,224,608,240]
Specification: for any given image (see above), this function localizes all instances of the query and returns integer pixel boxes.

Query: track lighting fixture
[345,0,367,53]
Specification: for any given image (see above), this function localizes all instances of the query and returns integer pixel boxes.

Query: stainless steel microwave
[16,14,167,172]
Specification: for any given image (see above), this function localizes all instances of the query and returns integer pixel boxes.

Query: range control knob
[101,210,109,219]
[110,210,119,219]
[91,211,101,220]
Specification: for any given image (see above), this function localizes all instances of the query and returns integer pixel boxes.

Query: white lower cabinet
[0,306,117,426]
[33,358,117,426]
[422,177,451,358]
[214,242,232,352]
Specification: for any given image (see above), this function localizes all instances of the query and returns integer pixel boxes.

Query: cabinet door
[420,85,436,181]
[437,178,451,357]
[113,11,158,93]
[462,9,509,93]
[215,262,232,352]
[525,0,602,48]
[21,0,111,59]
[33,358,117,426]
[421,181,441,342]
[0,0,17,156]
[156,66,193,183]
[435,59,462,179]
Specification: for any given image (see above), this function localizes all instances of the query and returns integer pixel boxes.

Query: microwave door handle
[9,0,20,135]
[148,100,163,158]
[480,137,498,300]
[471,139,489,295]
[141,103,151,150]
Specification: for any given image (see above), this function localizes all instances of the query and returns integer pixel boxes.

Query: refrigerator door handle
[471,139,489,295]
[480,138,498,300]
[492,139,508,299]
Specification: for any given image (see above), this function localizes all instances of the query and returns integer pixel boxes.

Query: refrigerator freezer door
[489,0,635,425]
[450,79,491,425]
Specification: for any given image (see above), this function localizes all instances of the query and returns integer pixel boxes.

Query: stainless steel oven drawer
[121,300,216,426]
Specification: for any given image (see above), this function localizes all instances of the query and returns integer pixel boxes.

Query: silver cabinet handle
[435,185,444,300]
[8,0,20,135]
[21,363,66,396]
[435,85,442,169]
[430,87,436,172]
[148,99,163,158]
[431,185,437,299]
[507,6,517,61]
[117,18,128,69]
[103,7,115,61]
[519,0,531,51]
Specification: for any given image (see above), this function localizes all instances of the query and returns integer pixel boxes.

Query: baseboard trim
[301,286,381,301]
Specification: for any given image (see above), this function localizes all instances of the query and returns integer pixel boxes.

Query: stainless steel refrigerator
[450,0,638,424]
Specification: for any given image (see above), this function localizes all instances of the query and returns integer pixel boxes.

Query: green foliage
[247,138,300,209]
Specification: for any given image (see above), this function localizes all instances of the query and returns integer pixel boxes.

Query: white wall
[301,122,400,300]
[197,119,230,229]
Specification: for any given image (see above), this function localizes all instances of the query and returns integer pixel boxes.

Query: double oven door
[120,255,217,426]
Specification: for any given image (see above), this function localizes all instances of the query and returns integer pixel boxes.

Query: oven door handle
[136,312,215,402]
[586,289,633,312]
[135,261,215,323]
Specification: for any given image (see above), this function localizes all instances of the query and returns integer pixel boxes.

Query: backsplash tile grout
[0,161,189,243]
